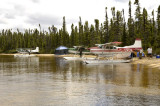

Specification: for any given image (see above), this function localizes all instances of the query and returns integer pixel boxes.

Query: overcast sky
[0,0,160,33]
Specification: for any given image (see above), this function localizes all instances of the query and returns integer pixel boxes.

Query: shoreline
[1,53,160,68]
[0,53,54,56]
[131,57,160,69]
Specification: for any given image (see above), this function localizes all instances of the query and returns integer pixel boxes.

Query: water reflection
[0,56,160,105]
[0,56,39,75]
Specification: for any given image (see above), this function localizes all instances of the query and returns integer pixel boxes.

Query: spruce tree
[94,19,101,44]
[128,0,135,44]
[104,7,109,43]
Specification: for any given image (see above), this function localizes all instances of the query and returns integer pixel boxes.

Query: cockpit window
[113,46,116,49]
[98,45,102,48]
[105,46,117,49]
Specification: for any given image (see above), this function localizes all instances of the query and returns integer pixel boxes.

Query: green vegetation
[0,0,160,54]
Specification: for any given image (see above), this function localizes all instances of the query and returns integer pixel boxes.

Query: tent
[55,46,68,55]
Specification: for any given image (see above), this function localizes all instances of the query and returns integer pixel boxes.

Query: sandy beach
[131,57,160,68]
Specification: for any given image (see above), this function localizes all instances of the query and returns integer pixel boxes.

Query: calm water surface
[0,55,160,106]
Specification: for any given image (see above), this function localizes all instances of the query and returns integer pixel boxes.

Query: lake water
[0,55,160,106]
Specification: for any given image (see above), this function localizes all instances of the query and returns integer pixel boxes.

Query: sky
[0,0,160,33]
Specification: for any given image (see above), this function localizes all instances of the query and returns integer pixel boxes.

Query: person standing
[79,48,82,58]
[147,47,152,58]
[139,49,143,59]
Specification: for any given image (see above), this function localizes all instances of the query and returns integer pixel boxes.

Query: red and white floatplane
[83,39,142,64]
[89,38,142,59]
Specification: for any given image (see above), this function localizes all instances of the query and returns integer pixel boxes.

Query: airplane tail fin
[122,38,142,49]
[133,38,142,48]
[35,47,39,52]
[30,47,39,53]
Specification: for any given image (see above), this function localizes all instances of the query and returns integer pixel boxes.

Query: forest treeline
[0,0,160,54]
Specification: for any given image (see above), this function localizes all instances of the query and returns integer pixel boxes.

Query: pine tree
[94,19,101,44]
[84,21,89,46]
[62,16,69,47]
[152,10,158,51]
[157,5,160,50]
[142,8,150,50]
[100,23,105,43]
[122,9,129,46]
[78,17,84,45]
[109,7,116,42]
[115,10,123,41]
[90,25,95,46]
[109,18,114,42]
[74,26,79,46]
[104,7,109,43]
[134,0,142,38]
[70,24,75,47]
[128,0,135,44]
[122,22,128,46]
[157,6,160,36]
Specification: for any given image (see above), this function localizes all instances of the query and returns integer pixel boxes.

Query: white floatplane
[14,47,39,57]
[16,47,39,54]
[89,38,142,59]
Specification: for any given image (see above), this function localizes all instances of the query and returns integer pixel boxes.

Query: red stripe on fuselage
[90,49,130,52]
[117,48,142,51]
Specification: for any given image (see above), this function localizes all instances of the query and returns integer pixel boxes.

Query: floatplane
[14,47,39,57]
[83,39,142,64]
[63,39,142,64]
[89,38,142,58]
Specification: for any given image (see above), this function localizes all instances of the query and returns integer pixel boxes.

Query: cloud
[4,13,15,19]
[30,0,40,3]
[26,13,62,26]
[0,19,7,24]
[114,0,128,3]
[0,0,160,33]
[1,3,26,20]
[14,4,26,13]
